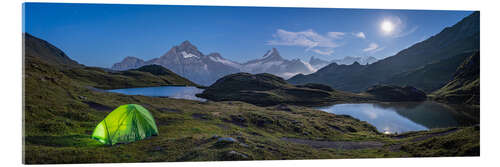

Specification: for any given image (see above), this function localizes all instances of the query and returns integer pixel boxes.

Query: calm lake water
[107,86,206,101]
[107,86,478,134]
[317,101,478,134]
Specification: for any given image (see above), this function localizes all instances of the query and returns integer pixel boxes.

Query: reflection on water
[107,86,206,101]
[317,101,478,134]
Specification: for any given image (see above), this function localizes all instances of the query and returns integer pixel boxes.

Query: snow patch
[209,56,241,68]
[263,49,274,58]
[280,72,302,79]
[181,51,198,59]
[300,60,317,72]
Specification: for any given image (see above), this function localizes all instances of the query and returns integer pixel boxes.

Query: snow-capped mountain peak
[261,48,283,61]
[263,48,278,57]
[241,48,314,79]
[112,45,316,85]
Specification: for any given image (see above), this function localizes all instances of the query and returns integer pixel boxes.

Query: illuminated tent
[91,104,159,145]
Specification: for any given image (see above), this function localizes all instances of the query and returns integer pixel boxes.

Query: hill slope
[24,33,81,67]
[383,51,475,92]
[432,52,479,105]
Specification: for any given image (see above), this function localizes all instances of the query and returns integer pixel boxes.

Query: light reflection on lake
[317,101,478,134]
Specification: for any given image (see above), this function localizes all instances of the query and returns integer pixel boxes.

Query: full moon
[381,20,394,33]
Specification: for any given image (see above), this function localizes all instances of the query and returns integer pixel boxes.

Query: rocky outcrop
[197,73,366,106]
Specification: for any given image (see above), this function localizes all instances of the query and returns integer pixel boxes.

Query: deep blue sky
[24,3,473,68]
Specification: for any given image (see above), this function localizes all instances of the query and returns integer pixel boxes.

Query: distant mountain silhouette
[308,56,378,70]
[24,33,82,68]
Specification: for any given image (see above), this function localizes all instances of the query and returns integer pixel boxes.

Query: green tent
[92,104,159,145]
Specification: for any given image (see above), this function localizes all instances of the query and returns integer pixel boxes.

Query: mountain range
[309,56,378,69]
[112,43,315,86]
[288,11,479,93]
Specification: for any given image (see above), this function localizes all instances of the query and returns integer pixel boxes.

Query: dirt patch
[275,104,292,112]
[215,123,230,130]
[158,108,182,113]
[223,115,248,127]
[85,86,107,93]
[192,113,211,120]
[281,137,384,150]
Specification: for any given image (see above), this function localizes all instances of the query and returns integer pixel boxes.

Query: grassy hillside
[384,51,475,93]
[432,52,479,105]
[62,65,198,89]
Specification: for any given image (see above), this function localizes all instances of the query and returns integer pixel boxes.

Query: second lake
[317,101,478,134]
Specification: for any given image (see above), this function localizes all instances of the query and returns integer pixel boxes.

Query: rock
[239,143,249,148]
[226,115,248,127]
[236,136,247,143]
[211,134,220,139]
[217,137,237,143]
[276,104,292,112]
[213,137,238,148]
[191,113,211,120]
[151,146,163,151]
[78,96,87,100]
[222,150,249,160]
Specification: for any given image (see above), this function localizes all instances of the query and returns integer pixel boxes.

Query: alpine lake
[107,86,479,134]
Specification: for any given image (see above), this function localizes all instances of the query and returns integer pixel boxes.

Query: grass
[400,126,480,157]
[431,52,479,105]
[24,55,480,164]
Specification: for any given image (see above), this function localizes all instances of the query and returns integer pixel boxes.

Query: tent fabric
[91,104,159,145]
